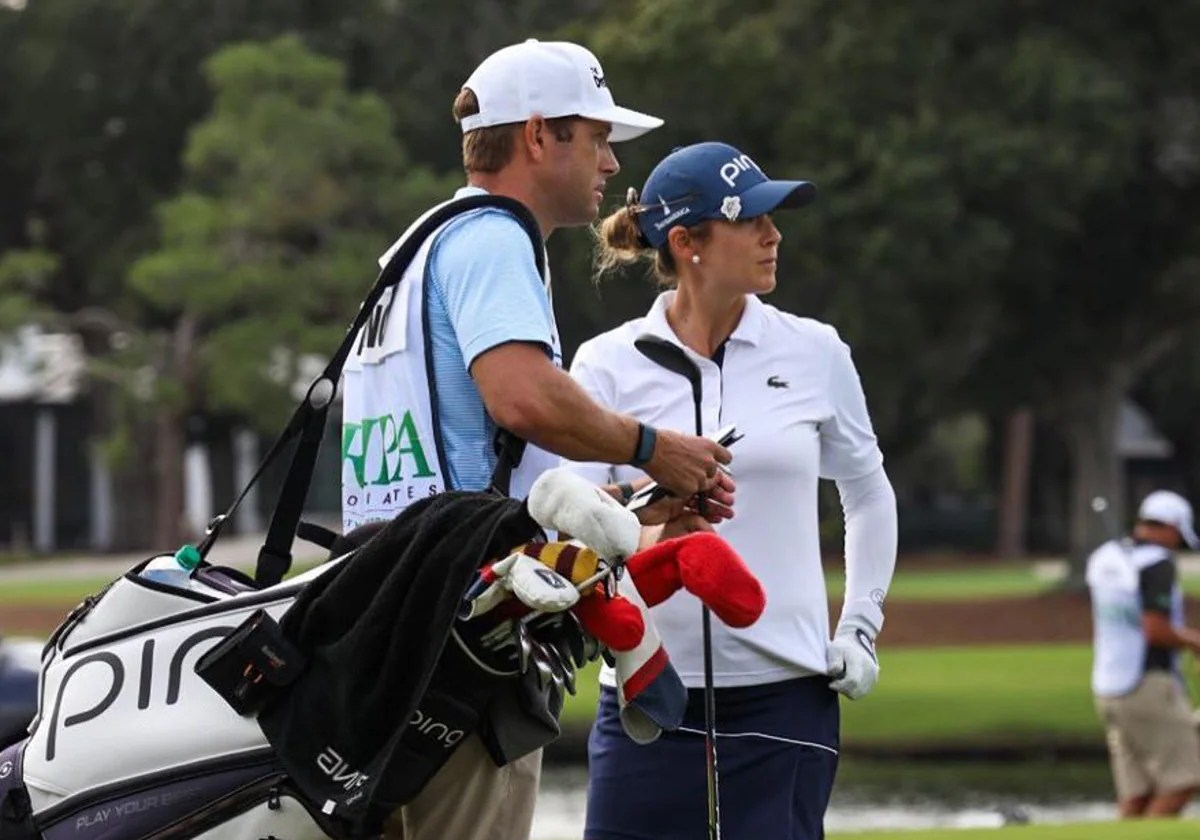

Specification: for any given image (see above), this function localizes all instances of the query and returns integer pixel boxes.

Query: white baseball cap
[1138,490,1199,548]
[459,39,663,143]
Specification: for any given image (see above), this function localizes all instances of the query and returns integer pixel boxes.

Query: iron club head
[516,622,534,673]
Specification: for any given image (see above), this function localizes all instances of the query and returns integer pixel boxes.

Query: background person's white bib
[1087,539,1184,696]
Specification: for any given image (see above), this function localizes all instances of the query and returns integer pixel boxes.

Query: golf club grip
[703,605,720,838]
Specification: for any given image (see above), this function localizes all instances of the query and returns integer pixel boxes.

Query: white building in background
[0,327,92,553]
[2,322,1177,554]
[1115,400,1173,460]
[0,326,276,553]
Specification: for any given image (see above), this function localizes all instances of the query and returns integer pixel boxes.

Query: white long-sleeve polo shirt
[564,291,897,688]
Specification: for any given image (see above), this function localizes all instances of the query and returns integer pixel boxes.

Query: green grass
[5,566,1200,749]
[0,561,324,635]
[4,617,1106,748]
[562,660,602,725]
[8,608,1121,749]
[840,645,1099,744]
[0,561,324,603]
[563,644,1200,747]
[559,645,1104,742]
[0,576,119,603]
[831,822,1200,839]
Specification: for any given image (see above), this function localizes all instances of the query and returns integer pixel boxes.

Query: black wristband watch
[630,422,657,467]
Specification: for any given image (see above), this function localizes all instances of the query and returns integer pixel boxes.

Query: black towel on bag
[256,490,541,838]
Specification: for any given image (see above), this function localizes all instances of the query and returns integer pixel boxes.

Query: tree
[562,0,1013,462]
[4,0,1199,557]
[571,0,1200,571]
[962,2,1200,574]
[121,35,453,546]
[0,249,58,331]
[1135,338,1200,505]
[0,0,378,548]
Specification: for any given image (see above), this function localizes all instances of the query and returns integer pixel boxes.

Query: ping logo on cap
[719,153,762,188]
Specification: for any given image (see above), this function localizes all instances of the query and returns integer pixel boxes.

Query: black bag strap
[193,195,546,587]
[488,429,527,497]
[0,741,36,840]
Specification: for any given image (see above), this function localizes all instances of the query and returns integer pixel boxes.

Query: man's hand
[645,429,732,499]
[633,472,736,526]
[827,621,879,700]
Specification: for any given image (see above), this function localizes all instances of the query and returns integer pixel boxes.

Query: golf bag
[0,558,343,840]
[0,637,39,752]
[0,194,554,840]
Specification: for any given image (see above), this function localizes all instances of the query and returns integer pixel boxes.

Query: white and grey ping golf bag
[0,557,345,840]
[0,194,570,840]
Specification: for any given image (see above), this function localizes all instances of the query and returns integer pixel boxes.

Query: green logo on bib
[342,411,436,487]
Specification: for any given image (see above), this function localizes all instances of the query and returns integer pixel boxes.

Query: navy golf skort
[584,675,840,840]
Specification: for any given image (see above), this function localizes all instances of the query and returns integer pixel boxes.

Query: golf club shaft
[702,603,719,838]
[694,398,720,839]
[631,335,720,838]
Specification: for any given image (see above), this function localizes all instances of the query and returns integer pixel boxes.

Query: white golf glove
[826,617,880,700]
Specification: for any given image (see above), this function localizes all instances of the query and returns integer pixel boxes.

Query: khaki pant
[1095,672,1200,800]
[382,736,542,840]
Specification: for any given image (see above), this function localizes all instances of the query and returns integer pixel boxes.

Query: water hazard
[530,760,1200,838]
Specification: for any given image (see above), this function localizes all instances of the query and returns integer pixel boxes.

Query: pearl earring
[691,254,701,264]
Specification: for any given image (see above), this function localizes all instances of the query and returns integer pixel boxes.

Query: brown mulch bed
[871,590,1096,646]
[861,590,1200,647]
[3,603,77,637]
[874,592,1200,646]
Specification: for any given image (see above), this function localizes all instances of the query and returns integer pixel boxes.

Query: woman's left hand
[635,472,735,526]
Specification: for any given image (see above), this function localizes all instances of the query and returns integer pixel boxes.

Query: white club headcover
[505,552,579,612]
[527,468,640,559]
[461,552,579,619]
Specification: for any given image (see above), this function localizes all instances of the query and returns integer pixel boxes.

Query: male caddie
[1087,489,1200,819]
[340,39,734,840]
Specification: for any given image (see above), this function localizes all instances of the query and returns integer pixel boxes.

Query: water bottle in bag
[141,544,203,589]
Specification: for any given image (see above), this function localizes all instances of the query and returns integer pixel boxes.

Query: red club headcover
[574,585,646,651]
[626,532,765,627]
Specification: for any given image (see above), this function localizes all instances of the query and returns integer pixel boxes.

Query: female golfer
[565,142,898,840]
